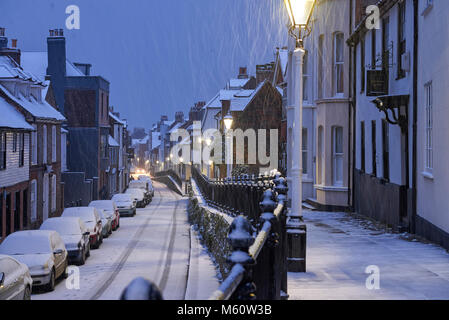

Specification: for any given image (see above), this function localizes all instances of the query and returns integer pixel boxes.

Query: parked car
[129,180,151,204]
[0,255,33,300]
[138,175,154,197]
[89,200,120,230]
[125,188,146,208]
[39,217,90,266]
[0,230,68,292]
[98,209,113,238]
[111,194,136,217]
[62,207,103,249]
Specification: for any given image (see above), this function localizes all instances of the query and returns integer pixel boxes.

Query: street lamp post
[283,0,316,273]
[223,111,234,178]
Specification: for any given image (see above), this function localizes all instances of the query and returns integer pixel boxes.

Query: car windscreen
[41,220,81,235]
[112,195,132,202]
[0,235,51,255]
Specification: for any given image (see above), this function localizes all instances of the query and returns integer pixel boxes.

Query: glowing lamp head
[283,0,315,28]
[223,112,233,130]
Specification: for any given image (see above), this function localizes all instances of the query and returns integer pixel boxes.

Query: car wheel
[62,261,69,279]
[45,269,56,292]
[79,249,86,265]
[23,285,31,300]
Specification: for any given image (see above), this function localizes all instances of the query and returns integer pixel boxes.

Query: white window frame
[52,125,57,163]
[31,179,37,221]
[303,50,309,102]
[51,174,57,213]
[42,125,47,164]
[333,126,344,186]
[334,32,344,96]
[31,125,37,165]
[424,81,433,174]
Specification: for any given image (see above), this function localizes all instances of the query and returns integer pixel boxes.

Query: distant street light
[223,111,233,177]
[223,111,233,130]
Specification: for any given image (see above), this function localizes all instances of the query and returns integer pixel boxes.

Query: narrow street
[288,211,449,300]
[31,182,218,300]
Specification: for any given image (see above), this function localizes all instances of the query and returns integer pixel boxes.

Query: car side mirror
[0,272,5,288]
[54,249,64,255]
[84,232,90,236]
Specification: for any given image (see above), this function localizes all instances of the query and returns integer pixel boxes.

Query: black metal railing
[208,180,289,300]
[191,166,281,225]
[190,166,289,300]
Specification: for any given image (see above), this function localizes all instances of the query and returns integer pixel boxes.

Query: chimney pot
[49,29,54,37]
[59,29,64,36]
[11,39,17,48]
[0,28,5,37]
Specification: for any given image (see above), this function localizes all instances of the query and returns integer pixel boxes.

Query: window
[424,82,433,173]
[371,29,377,69]
[52,126,56,163]
[303,51,309,102]
[0,132,6,170]
[13,133,17,153]
[31,125,37,165]
[382,120,390,181]
[371,120,377,176]
[361,122,365,172]
[19,133,25,167]
[302,128,308,175]
[42,125,47,164]
[397,1,406,79]
[361,39,365,92]
[334,32,344,95]
[318,35,325,99]
[51,175,56,213]
[318,126,324,184]
[30,180,37,222]
[333,127,344,186]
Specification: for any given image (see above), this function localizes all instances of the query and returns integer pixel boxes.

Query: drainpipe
[347,0,353,210]
[411,0,418,233]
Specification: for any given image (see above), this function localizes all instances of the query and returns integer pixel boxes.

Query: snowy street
[288,211,449,300]
[31,181,219,300]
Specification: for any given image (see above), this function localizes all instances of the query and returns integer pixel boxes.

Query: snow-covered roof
[279,49,288,77]
[0,96,34,130]
[203,93,221,110]
[108,135,119,147]
[169,122,183,134]
[0,56,42,84]
[227,78,250,89]
[151,132,161,150]
[132,135,149,146]
[109,112,126,125]
[0,83,65,121]
[229,81,266,112]
[21,51,84,82]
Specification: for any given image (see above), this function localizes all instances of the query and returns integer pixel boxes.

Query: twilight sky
[1,0,288,129]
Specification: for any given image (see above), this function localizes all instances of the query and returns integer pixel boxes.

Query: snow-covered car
[125,188,146,208]
[0,254,33,300]
[89,200,120,231]
[0,230,68,292]
[138,175,154,197]
[111,194,136,217]
[39,217,91,266]
[98,209,113,238]
[62,207,103,249]
[129,180,152,204]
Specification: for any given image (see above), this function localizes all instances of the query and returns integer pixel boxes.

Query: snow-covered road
[31,182,219,300]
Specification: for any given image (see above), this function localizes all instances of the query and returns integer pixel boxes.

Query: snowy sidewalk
[288,211,449,300]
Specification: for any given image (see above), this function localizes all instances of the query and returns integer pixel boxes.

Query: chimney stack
[238,67,248,79]
[47,27,67,114]
[11,39,17,48]
[0,27,8,49]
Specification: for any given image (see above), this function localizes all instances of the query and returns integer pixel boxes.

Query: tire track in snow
[89,188,164,300]
[157,188,180,292]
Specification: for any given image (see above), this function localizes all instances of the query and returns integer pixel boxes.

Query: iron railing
[153,169,182,188]
[191,166,289,300]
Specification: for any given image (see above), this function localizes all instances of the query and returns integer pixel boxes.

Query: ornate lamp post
[283,0,316,272]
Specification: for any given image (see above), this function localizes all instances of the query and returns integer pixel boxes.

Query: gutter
[411,0,418,233]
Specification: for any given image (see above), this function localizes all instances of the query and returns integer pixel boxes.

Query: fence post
[274,176,289,299]
[228,216,256,300]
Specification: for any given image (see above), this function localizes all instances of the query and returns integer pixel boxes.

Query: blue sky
[1,0,288,129]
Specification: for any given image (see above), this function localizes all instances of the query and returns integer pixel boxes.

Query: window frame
[333,126,344,186]
[334,32,345,96]
[0,132,6,170]
[424,81,433,174]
